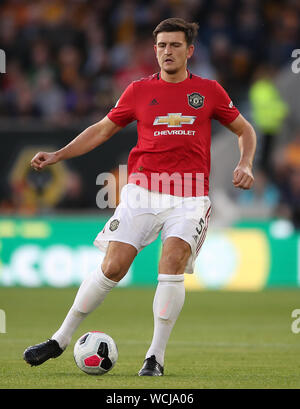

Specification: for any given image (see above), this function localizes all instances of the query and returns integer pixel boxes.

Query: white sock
[145,274,185,367]
[52,266,117,349]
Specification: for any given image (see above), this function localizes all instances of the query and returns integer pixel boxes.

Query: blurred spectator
[56,170,89,210]
[276,168,300,229]
[29,40,55,80]
[234,5,263,50]
[33,68,65,123]
[267,6,300,67]
[249,64,289,178]
[273,133,300,229]
[284,133,300,170]
[112,38,156,92]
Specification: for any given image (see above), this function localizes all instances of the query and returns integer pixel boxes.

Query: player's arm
[31,116,122,171]
[225,113,256,190]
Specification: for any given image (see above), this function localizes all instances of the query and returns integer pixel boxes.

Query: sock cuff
[158,273,184,283]
[94,265,118,288]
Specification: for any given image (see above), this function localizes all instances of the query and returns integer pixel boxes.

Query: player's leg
[51,241,137,347]
[23,241,137,366]
[139,196,211,376]
[138,237,189,376]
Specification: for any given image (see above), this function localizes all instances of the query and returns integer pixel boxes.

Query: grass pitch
[0,287,300,389]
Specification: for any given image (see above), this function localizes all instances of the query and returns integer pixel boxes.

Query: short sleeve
[107,82,136,127]
[212,80,240,125]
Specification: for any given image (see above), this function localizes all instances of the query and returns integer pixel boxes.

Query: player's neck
[160,68,188,83]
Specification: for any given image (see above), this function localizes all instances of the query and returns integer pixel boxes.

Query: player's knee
[101,258,127,282]
[159,250,189,274]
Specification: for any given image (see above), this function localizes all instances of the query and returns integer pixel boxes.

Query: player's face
[154,31,194,76]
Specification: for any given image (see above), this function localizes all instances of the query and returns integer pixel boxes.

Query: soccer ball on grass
[74,331,118,375]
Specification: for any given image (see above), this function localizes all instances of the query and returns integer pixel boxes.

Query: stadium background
[0,0,299,291]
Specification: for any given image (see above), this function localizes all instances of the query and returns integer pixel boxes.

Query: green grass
[0,287,300,389]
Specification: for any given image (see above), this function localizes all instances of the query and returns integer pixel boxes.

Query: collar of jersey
[157,70,193,84]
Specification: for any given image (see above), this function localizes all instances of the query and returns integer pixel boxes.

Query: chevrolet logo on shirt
[153,113,196,127]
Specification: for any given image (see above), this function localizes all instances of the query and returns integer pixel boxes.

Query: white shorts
[94,184,211,274]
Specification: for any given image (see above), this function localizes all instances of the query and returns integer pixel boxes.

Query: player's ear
[187,44,194,60]
[154,44,157,56]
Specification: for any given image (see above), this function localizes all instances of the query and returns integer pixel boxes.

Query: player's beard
[161,60,186,76]
[163,67,179,75]
[162,62,181,75]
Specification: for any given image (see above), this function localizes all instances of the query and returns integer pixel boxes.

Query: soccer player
[24,18,256,376]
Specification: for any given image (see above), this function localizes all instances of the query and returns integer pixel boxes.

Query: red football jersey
[107,72,240,196]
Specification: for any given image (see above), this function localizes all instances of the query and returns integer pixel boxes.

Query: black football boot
[138,355,164,376]
[23,339,63,366]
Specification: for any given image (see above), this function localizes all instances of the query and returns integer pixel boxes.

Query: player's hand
[232,164,254,190]
[30,151,59,171]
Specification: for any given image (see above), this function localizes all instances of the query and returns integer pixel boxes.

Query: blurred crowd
[232,131,300,229]
[1,0,299,124]
[0,0,299,228]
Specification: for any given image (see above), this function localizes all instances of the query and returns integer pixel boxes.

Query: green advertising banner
[185,219,299,290]
[0,216,299,290]
[0,216,160,288]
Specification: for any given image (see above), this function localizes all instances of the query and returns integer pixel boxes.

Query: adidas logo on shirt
[149,99,159,105]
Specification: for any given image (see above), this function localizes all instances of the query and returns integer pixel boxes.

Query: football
[74,331,118,375]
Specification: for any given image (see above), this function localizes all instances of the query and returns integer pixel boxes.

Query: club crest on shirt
[188,92,205,109]
[109,219,119,231]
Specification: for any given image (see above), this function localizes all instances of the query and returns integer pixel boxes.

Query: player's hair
[153,18,199,46]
